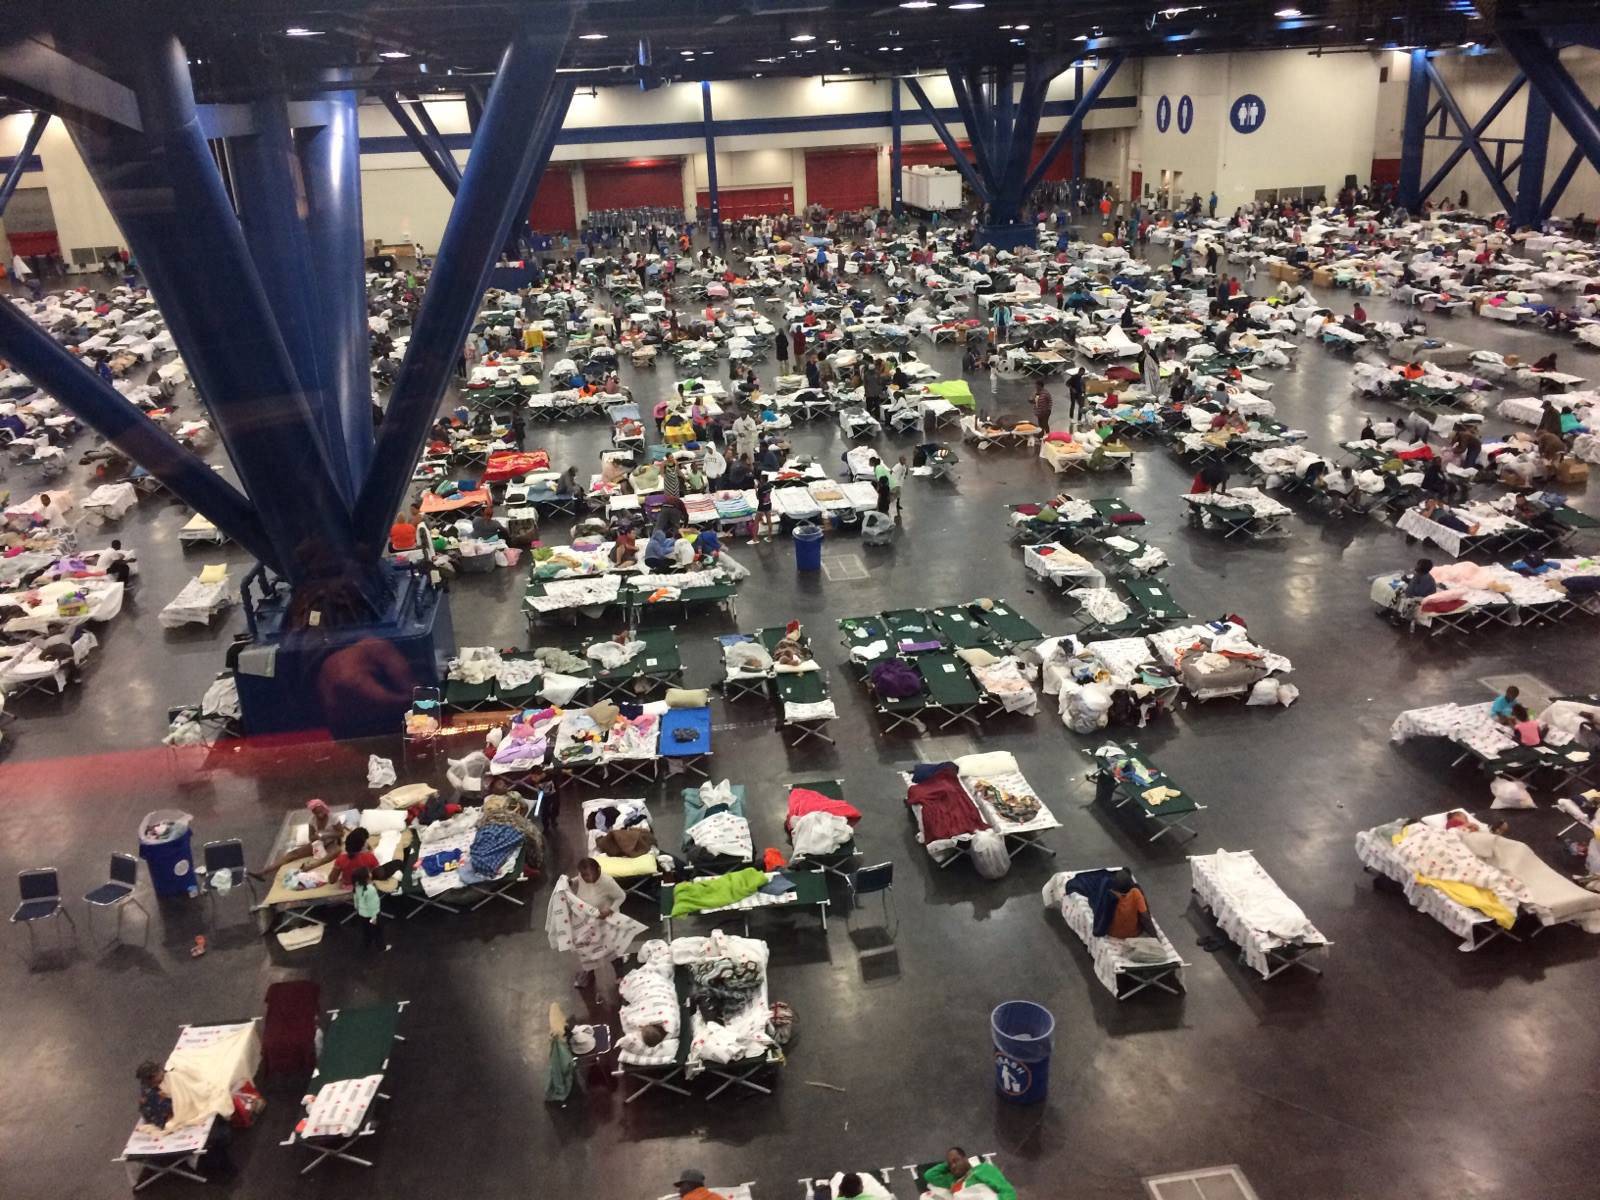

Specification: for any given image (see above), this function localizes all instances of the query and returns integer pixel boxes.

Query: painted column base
[234,567,454,739]
[978,222,1040,252]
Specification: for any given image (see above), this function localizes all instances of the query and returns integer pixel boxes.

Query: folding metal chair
[201,839,256,923]
[12,867,75,955]
[846,862,897,940]
[83,853,148,945]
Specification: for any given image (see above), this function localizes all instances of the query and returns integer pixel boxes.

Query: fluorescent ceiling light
[378,50,410,59]
[790,33,816,42]
[1274,7,1302,15]
[578,32,608,41]
[949,2,986,8]
[1073,34,1089,41]
[877,45,891,50]
[1014,23,1030,30]
[900,1,938,8]
[285,27,323,36]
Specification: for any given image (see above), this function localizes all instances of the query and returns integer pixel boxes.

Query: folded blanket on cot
[1207,849,1314,939]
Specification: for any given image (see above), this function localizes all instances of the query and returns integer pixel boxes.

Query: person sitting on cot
[1404,558,1439,599]
[921,1148,1018,1200]
[1107,869,1158,939]
[253,797,345,881]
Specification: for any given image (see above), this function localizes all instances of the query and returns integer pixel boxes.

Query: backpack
[769,1001,796,1046]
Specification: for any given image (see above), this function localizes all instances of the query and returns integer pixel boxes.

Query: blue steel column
[701,80,720,245]
[1422,58,1516,214]
[1021,53,1123,197]
[0,299,277,565]
[355,12,574,546]
[1541,144,1585,221]
[1499,28,1600,180]
[0,109,48,216]
[509,81,577,259]
[1514,82,1551,229]
[890,76,903,217]
[227,92,349,506]
[300,72,374,489]
[947,69,999,195]
[1398,49,1431,212]
[65,31,359,587]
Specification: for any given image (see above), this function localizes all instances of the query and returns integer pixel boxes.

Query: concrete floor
[2,241,1598,1200]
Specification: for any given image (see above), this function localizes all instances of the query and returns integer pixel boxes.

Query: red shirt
[333,850,379,886]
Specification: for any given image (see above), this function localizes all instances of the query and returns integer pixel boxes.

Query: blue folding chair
[12,868,75,956]
[846,862,897,940]
[83,853,148,945]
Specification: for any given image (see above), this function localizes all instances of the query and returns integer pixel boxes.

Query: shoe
[747,538,757,545]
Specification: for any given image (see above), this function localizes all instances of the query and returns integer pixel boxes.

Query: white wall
[0,114,123,260]
[1374,46,1600,219]
[1132,49,1383,213]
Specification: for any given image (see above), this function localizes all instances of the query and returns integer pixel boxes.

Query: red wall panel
[528,166,576,232]
[696,186,793,219]
[7,230,59,256]
[584,160,684,210]
[900,137,1072,181]
[805,148,879,211]
[1370,158,1401,186]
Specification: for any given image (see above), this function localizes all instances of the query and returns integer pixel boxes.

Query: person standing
[353,867,388,952]
[1067,367,1087,428]
[889,455,907,516]
[1031,381,1054,434]
[774,327,788,370]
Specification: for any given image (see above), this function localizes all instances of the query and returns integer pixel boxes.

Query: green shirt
[923,1161,1018,1200]
[354,882,381,920]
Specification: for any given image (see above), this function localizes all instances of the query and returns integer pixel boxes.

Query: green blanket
[923,1162,1017,1200]
[669,867,769,916]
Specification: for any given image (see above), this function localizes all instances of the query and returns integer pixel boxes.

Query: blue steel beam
[405,94,462,190]
[994,59,1054,222]
[1541,142,1587,221]
[354,12,573,549]
[381,92,459,195]
[1417,73,1524,203]
[1020,53,1124,198]
[1422,58,1517,215]
[0,110,48,217]
[702,80,720,243]
[299,72,374,490]
[1499,27,1600,181]
[65,31,359,588]
[509,80,576,258]
[947,69,999,195]
[0,298,277,566]
[1514,82,1551,229]
[890,76,903,216]
[993,67,1016,186]
[227,93,350,507]
[901,75,991,203]
[1398,49,1431,211]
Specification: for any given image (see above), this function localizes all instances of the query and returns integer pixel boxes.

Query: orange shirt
[390,521,418,551]
[1107,887,1148,938]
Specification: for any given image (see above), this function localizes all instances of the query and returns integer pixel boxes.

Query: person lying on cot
[253,798,344,881]
[921,1148,1018,1200]
[1416,498,1478,535]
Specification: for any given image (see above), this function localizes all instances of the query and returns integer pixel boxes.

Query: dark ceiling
[3,0,1594,104]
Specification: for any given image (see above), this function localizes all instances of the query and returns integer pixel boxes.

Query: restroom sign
[1177,94,1194,134]
[1230,93,1266,133]
[1155,94,1172,132]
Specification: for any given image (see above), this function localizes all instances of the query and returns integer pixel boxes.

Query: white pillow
[358,809,409,834]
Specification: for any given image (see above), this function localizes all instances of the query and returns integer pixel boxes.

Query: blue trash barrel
[138,810,197,898]
[991,1001,1055,1104]
[794,522,824,572]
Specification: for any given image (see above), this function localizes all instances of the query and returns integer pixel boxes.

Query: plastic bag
[1489,777,1535,810]
[366,754,396,789]
[1064,683,1111,734]
[1276,682,1300,707]
[970,829,1011,880]
[1246,679,1280,706]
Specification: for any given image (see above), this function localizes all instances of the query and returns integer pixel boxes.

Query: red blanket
[905,767,987,843]
[786,787,862,832]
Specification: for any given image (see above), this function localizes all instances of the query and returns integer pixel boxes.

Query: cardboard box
[1087,378,1125,395]
[1269,262,1300,283]
[1312,268,1334,287]
[1556,458,1589,485]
